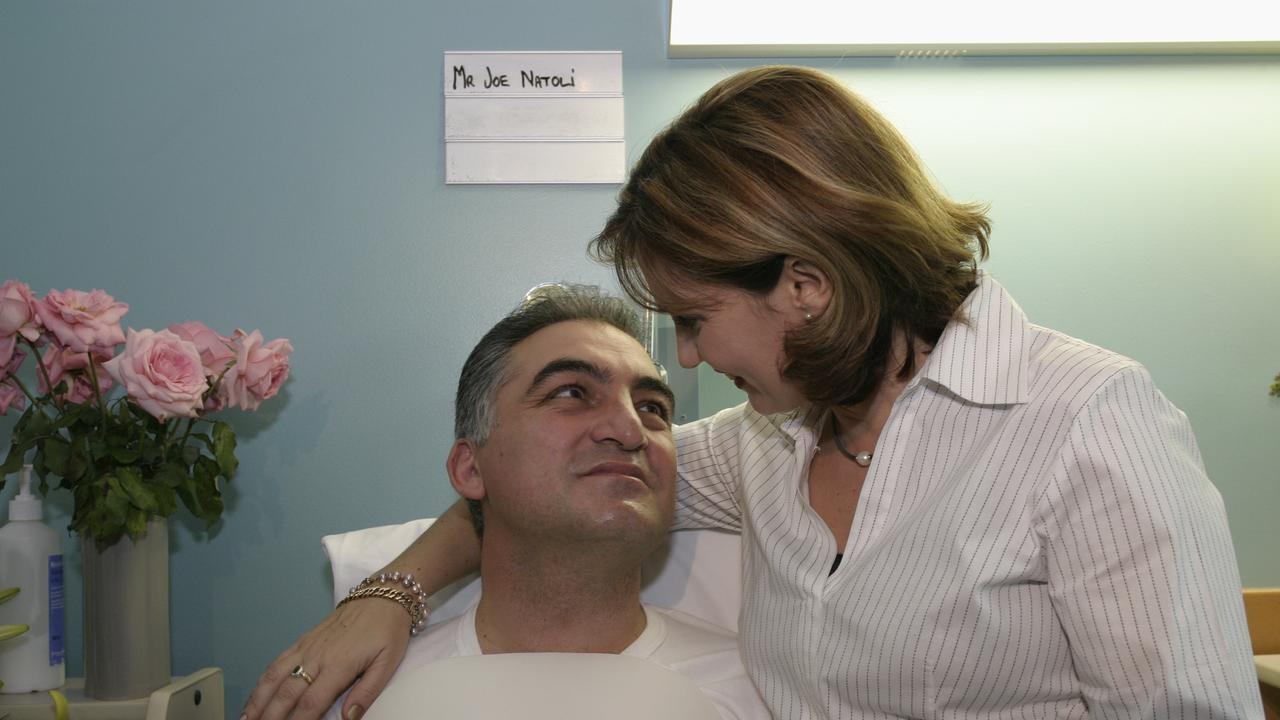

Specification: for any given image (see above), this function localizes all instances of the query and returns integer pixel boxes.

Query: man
[326,285,767,720]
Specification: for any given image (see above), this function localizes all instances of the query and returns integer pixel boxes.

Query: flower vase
[81,517,171,700]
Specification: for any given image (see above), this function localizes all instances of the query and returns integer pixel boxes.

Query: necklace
[829,414,873,468]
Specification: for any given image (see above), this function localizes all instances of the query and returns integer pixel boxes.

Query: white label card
[443,51,625,184]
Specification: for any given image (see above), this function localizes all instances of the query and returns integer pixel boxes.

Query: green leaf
[155,463,188,488]
[42,437,70,476]
[65,439,90,484]
[108,445,141,465]
[0,443,25,477]
[31,448,48,479]
[211,421,238,478]
[175,477,201,519]
[152,483,177,517]
[124,509,148,539]
[92,521,126,552]
[181,444,200,466]
[24,410,50,436]
[46,403,85,433]
[103,476,130,526]
[0,587,19,604]
[116,467,159,515]
[0,623,30,641]
[81,474,128,550]
[193,457,224,526]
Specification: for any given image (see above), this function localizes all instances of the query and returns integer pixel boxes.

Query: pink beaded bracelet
[339,571,430,636]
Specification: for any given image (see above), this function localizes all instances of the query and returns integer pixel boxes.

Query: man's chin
[583,505,667,548]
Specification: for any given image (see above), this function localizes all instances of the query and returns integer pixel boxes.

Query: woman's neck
[828,330,931,441]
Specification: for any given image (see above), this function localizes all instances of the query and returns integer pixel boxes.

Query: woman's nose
[675,330,700,369]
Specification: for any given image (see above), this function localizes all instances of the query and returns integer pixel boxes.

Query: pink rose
[0,381,26,415]
[35,288,128,354]
[0,280,42,367]
[0,336,15,373]
[38,346,115,405]
[102,329,208,420]
[167,321,236,378]
[223,329,292,411]
[167,321,236,412]
[2,349,25,379]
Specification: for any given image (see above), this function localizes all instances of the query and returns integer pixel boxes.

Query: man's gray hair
[454,284,644,534]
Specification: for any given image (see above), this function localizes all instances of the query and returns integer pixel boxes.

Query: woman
[246,66,1258,719]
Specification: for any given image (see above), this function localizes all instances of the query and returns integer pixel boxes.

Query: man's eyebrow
[525,358,676,410]
[634,376,676,409]
[527,358,608,395]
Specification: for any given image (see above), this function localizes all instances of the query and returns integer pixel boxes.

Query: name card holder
[443,51,625,184]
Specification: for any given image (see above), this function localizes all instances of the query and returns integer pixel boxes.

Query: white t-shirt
[327,604,769,720]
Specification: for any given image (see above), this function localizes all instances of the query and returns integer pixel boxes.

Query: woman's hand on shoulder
[241,598,410,720]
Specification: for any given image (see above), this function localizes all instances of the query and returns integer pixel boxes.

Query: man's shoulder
[401,611,472,669]
[645,606,740,662]
[643,606,754,690]
[644,606,770,720]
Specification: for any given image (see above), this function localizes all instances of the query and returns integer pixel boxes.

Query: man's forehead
[510,319,657,378]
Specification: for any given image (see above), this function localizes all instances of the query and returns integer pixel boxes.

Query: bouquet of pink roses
[0,280,292,549]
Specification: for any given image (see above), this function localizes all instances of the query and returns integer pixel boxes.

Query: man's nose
[592,397,646,451]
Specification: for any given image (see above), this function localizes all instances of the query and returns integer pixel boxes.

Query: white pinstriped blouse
[674,275,1260,719]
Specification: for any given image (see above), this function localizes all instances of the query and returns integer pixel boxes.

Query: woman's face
[669,281,809,415]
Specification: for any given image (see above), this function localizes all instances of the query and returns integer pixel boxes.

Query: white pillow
[322,520,742,632]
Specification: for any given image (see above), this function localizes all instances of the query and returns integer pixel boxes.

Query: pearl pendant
[829,414,875,468]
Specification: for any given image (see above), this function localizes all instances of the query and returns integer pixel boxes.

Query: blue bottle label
[48,554,65,666]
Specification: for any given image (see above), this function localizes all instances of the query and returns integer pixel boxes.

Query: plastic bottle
[0,464,66,692]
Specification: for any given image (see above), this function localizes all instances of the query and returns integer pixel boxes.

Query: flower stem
[159,418,173,455]
[4,372,40,407]
[178,417,197,453]
[85,354,111,429]
[23,338,60,409]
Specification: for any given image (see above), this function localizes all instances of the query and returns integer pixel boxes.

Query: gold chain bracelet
[338,575,430,636]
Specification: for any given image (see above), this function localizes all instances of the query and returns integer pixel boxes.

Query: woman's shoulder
[1027,323,1144,374]
[1023,322,1162,414]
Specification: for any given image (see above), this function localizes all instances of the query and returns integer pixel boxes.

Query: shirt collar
[753,273,1030,450]
[910,273,1031,406]
[764,403,824,451]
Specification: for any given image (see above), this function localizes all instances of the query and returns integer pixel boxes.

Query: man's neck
[472,536,649,655]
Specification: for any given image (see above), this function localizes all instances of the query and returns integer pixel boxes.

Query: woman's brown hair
[591,65,990,408]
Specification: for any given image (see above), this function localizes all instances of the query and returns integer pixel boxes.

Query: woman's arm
[1038,367,1260,718]
[242,500,480,720]
[244,405,755,720]
[671,405,750,532]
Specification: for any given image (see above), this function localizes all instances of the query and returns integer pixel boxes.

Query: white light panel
[669,0,1280,56]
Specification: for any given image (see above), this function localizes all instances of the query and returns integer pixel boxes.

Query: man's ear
[447,438,486,501]
[780,256,833,318]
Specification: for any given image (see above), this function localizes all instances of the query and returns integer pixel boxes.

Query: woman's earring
[805,312,814,322]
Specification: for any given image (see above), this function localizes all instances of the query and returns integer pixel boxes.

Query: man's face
[462,319,677,551]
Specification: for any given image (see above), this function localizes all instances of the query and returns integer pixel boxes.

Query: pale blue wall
[2,1,1277,715]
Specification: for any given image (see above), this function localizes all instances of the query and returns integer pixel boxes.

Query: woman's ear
[447,439,486,501]
[780,256,833,318]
